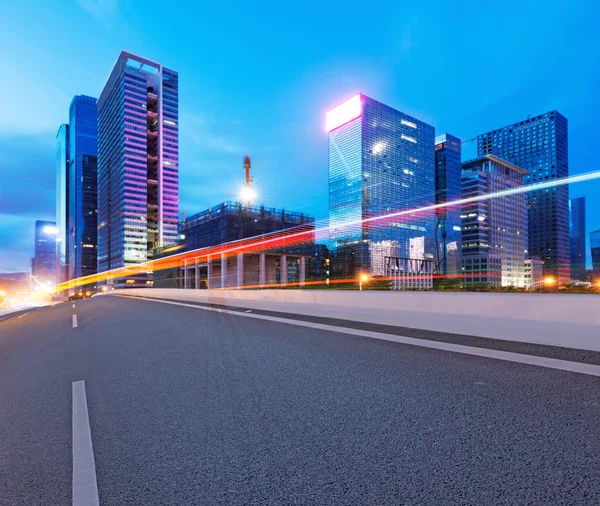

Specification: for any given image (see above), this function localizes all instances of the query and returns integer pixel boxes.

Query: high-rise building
[56,124,70,284]
[591,230,600,276]
[68,95,98,280]
[31,220,57,284]
[569,197,586,280]
[97,51,179,287]
[327,93,436,284]
[477,111,569,283]
[434,133,462,277]
[461,155,528,287]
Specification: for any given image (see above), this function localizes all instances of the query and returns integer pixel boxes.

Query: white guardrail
[111,289,600,352]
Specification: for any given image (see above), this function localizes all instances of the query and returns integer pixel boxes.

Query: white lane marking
[121,295,600,378]
[73,304,76,309]
[72,314,78,328]
[72,380,99,506]
[17,313,29,319]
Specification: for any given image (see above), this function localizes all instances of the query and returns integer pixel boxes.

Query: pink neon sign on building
[326,93,362,132]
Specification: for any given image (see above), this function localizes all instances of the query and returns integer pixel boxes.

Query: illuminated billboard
[326,93,362,132]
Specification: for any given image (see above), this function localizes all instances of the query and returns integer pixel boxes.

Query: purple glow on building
[326,93,362,132]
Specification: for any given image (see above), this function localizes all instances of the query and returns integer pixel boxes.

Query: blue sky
[0,0,598,272]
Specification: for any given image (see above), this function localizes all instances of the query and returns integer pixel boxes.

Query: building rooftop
[462,154,529,175]
[181,201,314,230]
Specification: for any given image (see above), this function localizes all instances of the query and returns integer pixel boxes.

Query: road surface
[1,295,599,505]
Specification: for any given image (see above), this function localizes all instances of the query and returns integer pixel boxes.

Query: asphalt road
[1,295,600,505]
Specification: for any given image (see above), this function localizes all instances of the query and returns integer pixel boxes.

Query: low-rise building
[154,201,318,289]
[524,258,544,289]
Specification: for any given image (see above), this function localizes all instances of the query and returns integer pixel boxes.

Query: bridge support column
[183,259,188,289]
[221,253,227,289]
[259,253,266,288]
[280,255,287,286]
[194,259,199,289]
[299,257,306,287]
[237,253,244,289]
[207,256,212,289]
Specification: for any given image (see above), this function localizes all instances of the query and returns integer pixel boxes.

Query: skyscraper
[327,93,436,283]
[461,155,528,287]
[591,230,600,276]
[477,111,569,283]
[434,133,462,277]
[570,197,586,280]
[32,220,57,284]
[56,124,70,284]
[97,51,179,286]
[68,95,98,280]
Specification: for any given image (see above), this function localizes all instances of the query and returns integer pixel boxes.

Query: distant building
[591,230,600,276]
[477,111,569,283]
[461,155,528,287]
[327,93,436,286]
[97,51,179,287]
[154,201,316,288]
[434,133,462,277]
[32,220,57,284]
[524,258,544,289]
[570,197,586,280]
[307,244,330,283]
[55,124,70,284]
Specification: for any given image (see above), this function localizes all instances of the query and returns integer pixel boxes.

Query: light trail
[56,169,600,292]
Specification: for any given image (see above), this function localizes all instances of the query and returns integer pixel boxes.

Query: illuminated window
[401,134,417,143]
[401,119,417,129]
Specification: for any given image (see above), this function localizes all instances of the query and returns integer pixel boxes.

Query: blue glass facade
[569,197,586,280]
[477,111,570,282]
[434,133,462,276]
[328,94,435,278]
[97,52,179,286]
[32,220,57,282]
[55,124,70,283]
[68,95,98,279]
[591,230,600,276]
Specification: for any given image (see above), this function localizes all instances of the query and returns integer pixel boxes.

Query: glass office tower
[569,197,586,280]
[68,95,98,280]
[434,133,462,277]
[477,111,569,283]
[327,93,435,280]
[591,230,600,276]
[97,51,179,287]
[32,220,57,284]
[56,124,70,284]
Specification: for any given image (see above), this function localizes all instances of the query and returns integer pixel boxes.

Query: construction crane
[243,154,253,187]
[240,155,257,204]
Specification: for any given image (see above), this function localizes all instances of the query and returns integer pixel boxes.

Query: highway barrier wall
[110,289,600,351]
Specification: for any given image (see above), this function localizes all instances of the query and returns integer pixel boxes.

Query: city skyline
[1,1,599,272]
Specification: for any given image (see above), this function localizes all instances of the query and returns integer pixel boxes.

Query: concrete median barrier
[109,289,600,351]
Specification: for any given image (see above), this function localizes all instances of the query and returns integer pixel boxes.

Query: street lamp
[240,185,257,204]
[528,276,556,291]
[359,273,370,291]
